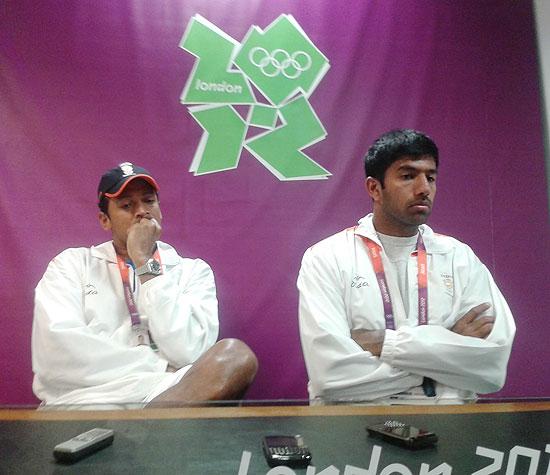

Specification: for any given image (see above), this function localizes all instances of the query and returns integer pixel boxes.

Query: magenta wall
[1,0,548,404]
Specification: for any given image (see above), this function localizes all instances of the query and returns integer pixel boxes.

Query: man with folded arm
[298,129,515,404]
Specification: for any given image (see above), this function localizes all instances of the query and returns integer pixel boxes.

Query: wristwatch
[135,258,162,276]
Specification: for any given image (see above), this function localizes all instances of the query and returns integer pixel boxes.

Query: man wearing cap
[32,162,258,408]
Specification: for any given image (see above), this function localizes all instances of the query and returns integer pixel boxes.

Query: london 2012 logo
[179,14,331,180]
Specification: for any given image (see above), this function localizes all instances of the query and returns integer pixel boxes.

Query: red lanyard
[363,233,428,330]
[116,250,161,346]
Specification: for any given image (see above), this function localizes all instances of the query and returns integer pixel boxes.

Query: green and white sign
[180,14,331,180]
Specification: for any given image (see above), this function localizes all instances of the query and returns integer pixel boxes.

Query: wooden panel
[1,401,549,421]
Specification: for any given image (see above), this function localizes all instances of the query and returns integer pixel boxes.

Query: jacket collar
[90,241,180,265]
[353,213,452,254]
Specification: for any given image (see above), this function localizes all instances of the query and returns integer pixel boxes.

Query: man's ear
[365,176,382,201]
[98,212,111,231]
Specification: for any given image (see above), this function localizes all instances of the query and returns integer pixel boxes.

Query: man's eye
[427,176,436,183]
[402,174,413,180]
[121,203,131,209]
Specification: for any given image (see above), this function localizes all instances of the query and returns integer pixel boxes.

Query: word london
[237,443,550,475]
[195,79,243,94]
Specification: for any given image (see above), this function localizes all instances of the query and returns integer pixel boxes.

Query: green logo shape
[248,104,278,129]
[180,16,255,104]
[179,14,331,181]
[245,96,330,180]
[234,15,329,106]
[188,105,247,175]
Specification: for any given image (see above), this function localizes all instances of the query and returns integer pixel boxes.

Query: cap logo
[119,162,135,177]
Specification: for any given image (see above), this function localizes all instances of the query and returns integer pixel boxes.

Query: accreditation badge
[132,324,151,347]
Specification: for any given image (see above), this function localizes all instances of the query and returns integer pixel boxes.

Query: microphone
[422,377,436,397]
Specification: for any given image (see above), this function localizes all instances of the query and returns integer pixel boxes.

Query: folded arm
[298,248,422,401]
[375,254,515,394]
[139,258,219,369]
[124,217,219,368]
[351,302,495,356]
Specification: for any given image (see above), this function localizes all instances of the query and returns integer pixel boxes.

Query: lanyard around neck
[363,233,428,330]
[116,249,161,345]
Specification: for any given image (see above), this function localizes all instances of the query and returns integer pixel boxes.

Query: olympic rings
[248,47,312,79]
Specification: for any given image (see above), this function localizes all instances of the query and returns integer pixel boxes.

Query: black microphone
[422,377,436,397]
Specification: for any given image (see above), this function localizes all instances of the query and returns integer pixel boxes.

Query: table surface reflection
[1,398,549,419]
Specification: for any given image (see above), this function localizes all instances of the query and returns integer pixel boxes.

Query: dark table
[1,402,548,474]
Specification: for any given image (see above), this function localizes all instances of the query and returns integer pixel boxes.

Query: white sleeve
[380,250,516,394]
[298,246,422,401]
[32,251,166,393]
[139,258,219,368]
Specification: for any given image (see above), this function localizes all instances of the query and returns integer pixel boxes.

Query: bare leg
[147,338,258,407]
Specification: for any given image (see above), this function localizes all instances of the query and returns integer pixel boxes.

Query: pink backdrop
[1,0,548,404]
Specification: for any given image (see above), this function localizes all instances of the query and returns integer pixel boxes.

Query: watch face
[149,260,162,274]
[136,259,162,276]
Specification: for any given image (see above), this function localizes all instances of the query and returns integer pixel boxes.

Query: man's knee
[210,338,258,381]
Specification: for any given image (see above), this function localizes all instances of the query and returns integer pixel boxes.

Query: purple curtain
[1,0,548,404]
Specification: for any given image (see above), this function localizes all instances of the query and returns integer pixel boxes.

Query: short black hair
[98,196,110,216]
[364,129,438,184]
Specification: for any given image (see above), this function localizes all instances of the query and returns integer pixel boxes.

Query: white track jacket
[298,214,515,404]
[32,241,218,407]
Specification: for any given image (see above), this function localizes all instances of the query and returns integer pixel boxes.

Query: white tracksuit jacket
[32,241,218,407]
[298,214,516,404]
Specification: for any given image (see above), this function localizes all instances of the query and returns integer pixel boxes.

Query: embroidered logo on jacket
[351,275,369,288]
[85,284,98,295]
[441,273,454,296]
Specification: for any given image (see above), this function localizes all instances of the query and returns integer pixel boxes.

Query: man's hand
[127,216,162,267]
[350,329,385,356]
[451,303,495,339]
